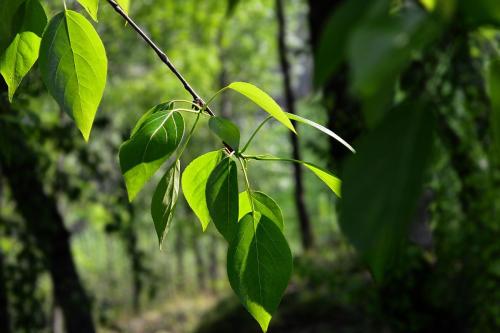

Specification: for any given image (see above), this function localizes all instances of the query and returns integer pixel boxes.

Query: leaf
[0,0,47,101]
[151,160,180,249]
[117,0,130,14]
[39,10,108,141]
[0,0,25,53]
[339,101,435,281]
[238,191,284,230]
[77,0,99,21]
[119,111,184,202]
[206,156,239,242]
[182,150,223,231]
[209,116,240,150]
[131,101,174,137]
[227,212,292,332]
[285,112,355,153]
[488,58,500,162]
[303,163,342,198]
[227,82,296,134]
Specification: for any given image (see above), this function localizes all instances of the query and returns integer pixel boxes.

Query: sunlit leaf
[119,111,184,202]
[209,116,240,150]
[131,101,174,137]
[303,163,341,198]
[117,0,130,15]
[238,191,284,230]
[151,160,180,249]
[227,82,296,134]
[182,150,223,231]
[77,0,99,21]
[0,0,47,101]
[227,212,292,332]
[206,156,239,242]
[339,101,435,281]
[285,112,355,153]
[39,10,107,141]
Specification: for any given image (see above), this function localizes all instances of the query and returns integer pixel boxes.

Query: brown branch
[105,0,215,116]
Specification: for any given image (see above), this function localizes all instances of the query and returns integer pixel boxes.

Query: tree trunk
[0,249,10,333]
[276,0,314,250]
[0,84,96,333]
[174,223,185,293]
[208,234,219,293]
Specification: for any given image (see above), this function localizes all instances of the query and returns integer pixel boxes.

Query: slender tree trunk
[192,235,207,292]
[276,0,314,250]
[0,84,95,333]
[123,205,143,313]
[0,249,10,333]
[174,224,185,293]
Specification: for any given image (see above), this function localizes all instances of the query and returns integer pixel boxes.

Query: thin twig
[105,0,215,116]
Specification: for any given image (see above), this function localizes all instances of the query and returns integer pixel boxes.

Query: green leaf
[238,191,284,230]
[182,150,223,231]
[39,10,108,141]
[209,116,240,150]
[151,160,180,249]
[119,111,184,202]
[77,0,99,21]
[131,101,174,137]
[206,156,239,242]
[117,0,130,14]
[339,101,435,281]
[0,0,25,53]
[227,82,296,134]
[285,112,355,153]
[227,212,292,332]
[303,163,341,198]
[488,58,500,162]
[0,0,47,102]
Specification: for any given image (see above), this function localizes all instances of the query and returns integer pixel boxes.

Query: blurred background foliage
[0,0,499,332]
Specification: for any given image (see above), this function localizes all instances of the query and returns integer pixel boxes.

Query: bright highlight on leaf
[227,211,292,333]
[238,191,284,230]
[303,163,342,198]
[39,10,108,141]
[227,82,296,134]
[0,0,47,102]
[119,111,184,202]
[77,0,99,21]
[285,112,355,153]
[209,116,240,150]
[151,160,181,249]
[206,156,239,242]
[182,150,223,231]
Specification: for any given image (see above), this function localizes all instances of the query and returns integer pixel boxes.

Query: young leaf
[227,82,296,134]
[119,111,184,202]
[151,160,180,249]
[0,0,47,101]
[39,10,107,141]
[182,150,223,231]
[209,116,240,150]
[77,0,99,21]
[303,163,341,198]
[238,191,284,230]
[339,101,435,281]
[285,112,355,153]
[227,212,292,332]
[206,156,239,242]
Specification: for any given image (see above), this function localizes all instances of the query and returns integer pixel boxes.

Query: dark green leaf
[339,101,435,281]
[227,212,292,332]
[119,111,184,202]
[206,156,239,242]
[182,150,223,231]
[151,160,180,249]
[131,101,174,137]
[0,0,47,101]
[39,10,108,141]
[238,191,284,230]
[209,116,240,150]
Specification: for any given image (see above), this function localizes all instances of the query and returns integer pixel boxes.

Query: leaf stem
[238,157,255,214]
[241,116,273,153]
